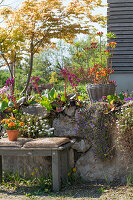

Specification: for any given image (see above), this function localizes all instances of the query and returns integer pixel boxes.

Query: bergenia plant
[30,77,41,97]
[59,67,81,106]
[59,68,70,98]
[68,73,81,106]
[0,86,9,100]
[5,78,17,108]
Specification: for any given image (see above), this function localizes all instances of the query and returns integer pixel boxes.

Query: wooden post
[0,156,2,183]
[61,149,68,184]
[52,150,61,191]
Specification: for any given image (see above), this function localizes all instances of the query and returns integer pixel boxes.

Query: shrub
[116,106,133,158]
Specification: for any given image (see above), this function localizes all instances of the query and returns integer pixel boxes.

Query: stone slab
[22,105,49,118]
[0,138,33,147]
[23,137,70,148]
[53,116,77,137]
[72,139,91,153]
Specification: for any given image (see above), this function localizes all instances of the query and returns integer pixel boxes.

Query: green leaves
[0,100,8,112]
[118,92,125,101]
[8,101,15,107]
[48,88,56,100]
[107,93,124,105]
[106,32,116,39]
[78,96,83,101]
[107,94,118,104]
[40,96,52,111]
[61,95,67,102]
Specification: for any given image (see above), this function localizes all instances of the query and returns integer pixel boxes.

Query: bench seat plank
[23,137,70,148]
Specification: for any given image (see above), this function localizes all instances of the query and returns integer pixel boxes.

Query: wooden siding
[107,0,133,71]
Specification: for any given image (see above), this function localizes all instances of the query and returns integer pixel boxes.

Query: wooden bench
[0,137,72,191]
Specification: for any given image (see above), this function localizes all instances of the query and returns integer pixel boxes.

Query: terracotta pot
[6,130,19,141]
[86,83,116,102]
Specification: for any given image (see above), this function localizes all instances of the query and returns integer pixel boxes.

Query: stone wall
[53,105,133,184]
[2,104,133,183]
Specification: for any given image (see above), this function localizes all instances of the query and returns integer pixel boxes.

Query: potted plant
[85,32,117,102]
[1,116,24,141]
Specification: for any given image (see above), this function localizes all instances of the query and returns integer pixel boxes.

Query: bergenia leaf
[61,95,67,102]
[1,101,8,112]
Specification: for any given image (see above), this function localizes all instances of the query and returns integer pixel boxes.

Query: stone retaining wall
[2,104,133,183]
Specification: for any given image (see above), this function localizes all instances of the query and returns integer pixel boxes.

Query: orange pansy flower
[10,116,15,120]
[9,121,16,127]
[19,122,24,126]
[5,119,9,123]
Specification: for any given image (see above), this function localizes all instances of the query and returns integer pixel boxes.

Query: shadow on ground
[0,183,133,200]
[0,183,105,199]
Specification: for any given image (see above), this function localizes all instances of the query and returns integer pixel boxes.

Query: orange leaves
[0,7,14,17]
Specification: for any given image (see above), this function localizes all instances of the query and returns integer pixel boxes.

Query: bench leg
[0,155,2,183]
[52,151,61,191]
[61,149,68,184]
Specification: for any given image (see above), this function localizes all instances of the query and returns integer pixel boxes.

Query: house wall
[108,0,133,92]
[111,72,133,93]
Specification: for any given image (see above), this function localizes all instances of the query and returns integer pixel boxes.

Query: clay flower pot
[6,130,19,141]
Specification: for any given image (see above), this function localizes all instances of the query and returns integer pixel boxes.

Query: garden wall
[2,104,133,183]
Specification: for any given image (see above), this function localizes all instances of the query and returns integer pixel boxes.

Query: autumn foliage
[0,0,106,93]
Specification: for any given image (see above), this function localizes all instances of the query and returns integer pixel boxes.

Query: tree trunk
[10,61,15,92]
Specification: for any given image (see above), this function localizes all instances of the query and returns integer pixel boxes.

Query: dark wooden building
[107,0,133,92]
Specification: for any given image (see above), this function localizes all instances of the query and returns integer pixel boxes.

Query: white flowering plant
[14,112,54,138]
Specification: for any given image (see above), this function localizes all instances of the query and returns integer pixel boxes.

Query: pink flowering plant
[5,78,17,108]
[59,67,81,106]
[0,78,18,112]
[30,77,41,97]
[0,86,9,100]
[30,73,82,112]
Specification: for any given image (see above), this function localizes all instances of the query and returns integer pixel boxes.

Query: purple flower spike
[5,78,15,87]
